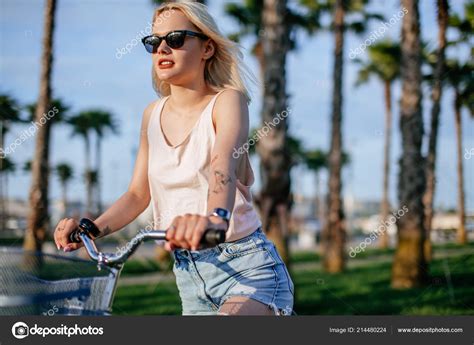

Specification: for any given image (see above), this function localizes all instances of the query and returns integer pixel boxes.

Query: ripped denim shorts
[172,227,294,315]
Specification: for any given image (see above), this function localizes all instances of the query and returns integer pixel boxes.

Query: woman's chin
[156,71,182,84]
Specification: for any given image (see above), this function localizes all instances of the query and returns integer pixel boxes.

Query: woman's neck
[168,81,214,111]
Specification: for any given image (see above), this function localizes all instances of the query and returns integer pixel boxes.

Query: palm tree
[25,99,69,123]
[322,0,383,273]
[248,128,306,263]
[391,0,427,289]
[448,0,473,45]
[225,0,320,79]
[0,158,15,174]
[56,163,73,218]
[23,159,52,179]
[445,60,473,245]
[25,99,69,220]
[423,0,449,262]
[87,169,99,216]
[323,0,346,273]
[0,94,23,232]
[0,94,24,147]
[304,149,327,231]
[251,0,293,264]
[445,0,474,245]
[68,112,96,215]
[89,110,118,214]
[23,160,32,173]
[225,0,320,264]
[24,0,57,253]
[355,41,401,249]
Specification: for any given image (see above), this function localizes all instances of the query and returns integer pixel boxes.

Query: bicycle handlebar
[69,224,226,268]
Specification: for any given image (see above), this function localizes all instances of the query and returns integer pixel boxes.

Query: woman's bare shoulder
[140,99,161,137]
[143,99,161,123]
[214,89,248,118]
[215,89,246,106]
[144,99,161,118]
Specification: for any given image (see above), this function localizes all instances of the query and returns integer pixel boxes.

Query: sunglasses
[141,30,209,53]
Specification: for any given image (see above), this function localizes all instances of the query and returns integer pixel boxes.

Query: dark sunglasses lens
[143,36,161,53]
[166,32,186,49]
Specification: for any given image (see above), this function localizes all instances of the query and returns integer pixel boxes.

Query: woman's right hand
[54,218,82,252]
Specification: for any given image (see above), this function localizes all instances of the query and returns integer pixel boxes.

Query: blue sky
[1,0,472,212]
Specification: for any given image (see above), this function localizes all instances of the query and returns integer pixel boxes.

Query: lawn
[112,243,474,315]
[292,253,474,315]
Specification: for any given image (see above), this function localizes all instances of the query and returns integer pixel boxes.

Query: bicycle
[0,219,226,316]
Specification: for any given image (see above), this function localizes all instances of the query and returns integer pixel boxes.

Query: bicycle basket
[0,247,118,316]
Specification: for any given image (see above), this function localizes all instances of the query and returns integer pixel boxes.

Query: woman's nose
[157,40,171,55]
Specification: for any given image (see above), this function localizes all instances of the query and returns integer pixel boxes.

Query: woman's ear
[203,40,215,60]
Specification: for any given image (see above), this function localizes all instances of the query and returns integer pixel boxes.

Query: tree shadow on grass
[294,255,474,315]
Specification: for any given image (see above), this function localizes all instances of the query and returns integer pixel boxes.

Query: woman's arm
[206,89,248,215]
[54,100,157,251]
[165,89,249,250]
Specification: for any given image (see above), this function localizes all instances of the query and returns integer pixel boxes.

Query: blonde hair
[150,1,255,102]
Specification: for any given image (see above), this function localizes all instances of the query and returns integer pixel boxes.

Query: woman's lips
[158,60,175,69]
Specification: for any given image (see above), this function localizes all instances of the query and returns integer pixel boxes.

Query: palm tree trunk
[0,172,4,233]
[380,80,393,249]
[24,0,57,253]
[454,90,466,244]
[61,181,68,218]
[0,124,5,234]
[316,172,325,247]
[391,0,427,288]
[253,41,265,83]
[257,0,291,264]
[315,172,324,224]
[96,137,102,214]
[423,0,448,262]
[323,0,346,273]
[85,136,93,216]
[5,173,8,227]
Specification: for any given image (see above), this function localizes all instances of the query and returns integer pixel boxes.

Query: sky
[0,0,473,213]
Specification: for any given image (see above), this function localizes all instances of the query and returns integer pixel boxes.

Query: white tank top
[147,90,262,242]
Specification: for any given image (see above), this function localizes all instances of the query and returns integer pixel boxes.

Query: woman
[54,1,294,316]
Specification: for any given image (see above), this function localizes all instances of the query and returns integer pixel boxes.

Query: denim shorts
[172,228,294,315]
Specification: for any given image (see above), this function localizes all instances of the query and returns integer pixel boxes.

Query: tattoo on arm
[212,169,232,194]
[99,226,113,238]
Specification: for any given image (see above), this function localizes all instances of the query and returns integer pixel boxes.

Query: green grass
[121,258,171,276]
[290,241,474,264]
[113,247,474,315]
[113,281,182,315]
[293,253,474,315]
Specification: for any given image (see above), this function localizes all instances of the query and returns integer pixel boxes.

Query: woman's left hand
[165,213,227,251]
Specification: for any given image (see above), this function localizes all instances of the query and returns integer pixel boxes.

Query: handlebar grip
[200,228,226,248]
[69,218,101,243]
[69,230,81,243]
